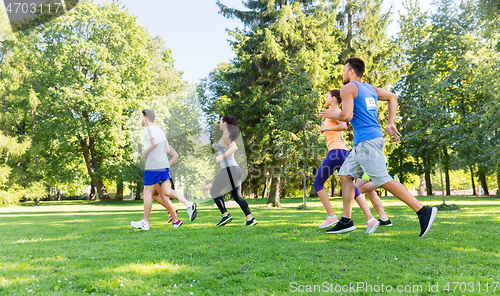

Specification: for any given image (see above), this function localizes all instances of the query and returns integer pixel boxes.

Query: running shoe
[419,206,437,238]
[319,215,339,229]
[167,209,179,223]
[216,214,233,227]
[246,218,258,226]
[326,220,356,234]
[365,218,380,234]
[172,219,183,229]
[187,202,197,221]
[378,218,392,226]
[130,220,149,231]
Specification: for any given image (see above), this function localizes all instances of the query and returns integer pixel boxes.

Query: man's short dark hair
[344,57,365,78]
[142,109,155,123]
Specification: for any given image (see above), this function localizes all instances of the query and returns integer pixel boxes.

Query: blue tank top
[350,81,384,146]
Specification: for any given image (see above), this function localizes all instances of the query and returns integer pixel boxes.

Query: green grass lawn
[0,195,499,295]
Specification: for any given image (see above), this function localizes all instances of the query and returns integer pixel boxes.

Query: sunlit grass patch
[109,261,194,275]
[0,196,499,295]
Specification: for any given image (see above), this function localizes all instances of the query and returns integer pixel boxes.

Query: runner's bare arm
[216,141,238,163]
[320,83,356,122]
[321,121,348,133]
[374,87,401,143]
[168,145,178,166]
[142,138,158,161]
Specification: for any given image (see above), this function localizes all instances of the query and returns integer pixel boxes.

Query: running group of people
[131,57,437,238]
[131,112,257,230]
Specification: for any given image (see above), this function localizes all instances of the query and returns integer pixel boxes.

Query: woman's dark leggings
[211,166,251,216]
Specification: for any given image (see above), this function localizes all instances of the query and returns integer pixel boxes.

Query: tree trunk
[497,170,500,197]
[57,189,61,201]
[418,174,425,196]
[470,165,476,195]
[280,184,286,200]
[135,183,142,200]
[89,186,97,200]
[88,137,109,199]
[115,179,123,200]
[79,135,109,199]
[80,136,100,197]
[425,171,433,196]
[262,174,271,200]
[302,165,307,206]
[330,175,336,197]
[423,156,433,195]
[267,174,281,207]
[478,166,489,195]
[443,148,451,196]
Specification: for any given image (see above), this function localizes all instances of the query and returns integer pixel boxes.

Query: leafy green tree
[476,0,500,32]
[0,1,183,202]
[201,1,343,206]
[395,0,500,198]
[200,0,399,206]
[395,0,478,196]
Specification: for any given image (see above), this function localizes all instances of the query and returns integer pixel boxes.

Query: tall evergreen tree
[199,0,399,205]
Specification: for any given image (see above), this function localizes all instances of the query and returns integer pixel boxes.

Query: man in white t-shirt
[130,109,197,230]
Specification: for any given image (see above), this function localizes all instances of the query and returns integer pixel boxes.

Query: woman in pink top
[314,90,380,234]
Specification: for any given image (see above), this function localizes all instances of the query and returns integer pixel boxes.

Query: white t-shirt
[142,125,169,170]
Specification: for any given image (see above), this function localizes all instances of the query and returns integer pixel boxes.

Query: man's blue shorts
[144,169,171,186]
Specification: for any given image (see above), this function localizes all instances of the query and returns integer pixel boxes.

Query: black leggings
[211,166,251,216]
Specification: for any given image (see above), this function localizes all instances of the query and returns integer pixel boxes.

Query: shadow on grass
[18,200,145,207]
[12,195,499,210]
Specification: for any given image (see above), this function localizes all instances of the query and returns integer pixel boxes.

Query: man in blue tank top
[320,57,437,238]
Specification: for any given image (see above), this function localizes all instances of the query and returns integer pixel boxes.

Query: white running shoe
[130,220,149,231]
[319,215,339,229]
[187,202,197,221]
[365,218,380,234]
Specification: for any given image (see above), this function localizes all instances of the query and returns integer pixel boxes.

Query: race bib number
[365,97,376,110]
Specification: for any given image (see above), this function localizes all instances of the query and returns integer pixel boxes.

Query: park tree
[0,4,47,203]
[476,0,500,32]
[201,0,343,206]
[467,0,500,196]
[395,0,500,197]
[200,0,398,206]
[395,0,480,196]
[0,1,183,201]
[396,0,441,196]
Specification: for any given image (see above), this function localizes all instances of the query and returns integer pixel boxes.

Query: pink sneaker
[319,215,338,229]
[172,220,183,229]
[167,209,178,223]
[365,217,380,234]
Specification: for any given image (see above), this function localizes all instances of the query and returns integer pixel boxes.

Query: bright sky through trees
[91,0,435,83]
